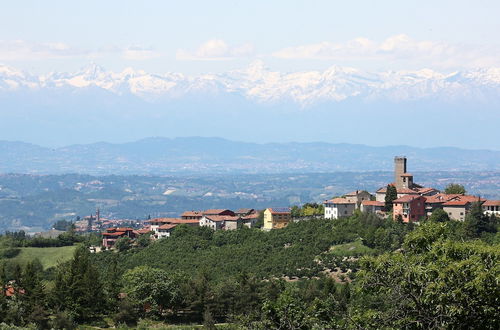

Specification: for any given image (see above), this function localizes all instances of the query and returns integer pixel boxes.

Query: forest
[0,203,498,329]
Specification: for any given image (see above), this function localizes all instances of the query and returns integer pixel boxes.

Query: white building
[483,200,500,217]
[323,198,356,219]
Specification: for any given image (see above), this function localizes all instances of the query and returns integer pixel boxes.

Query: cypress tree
[385,185,398,212]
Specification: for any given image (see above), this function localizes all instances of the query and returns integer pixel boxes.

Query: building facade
[392,195,426,223]
[263,208,291,230]
[323,198,356,219]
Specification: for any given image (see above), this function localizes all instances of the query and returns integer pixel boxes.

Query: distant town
[35,156,498,250]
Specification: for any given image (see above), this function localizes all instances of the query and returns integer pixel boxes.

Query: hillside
[0,137,499,174]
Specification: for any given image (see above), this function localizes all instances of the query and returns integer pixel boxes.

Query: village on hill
[61,156,499,250]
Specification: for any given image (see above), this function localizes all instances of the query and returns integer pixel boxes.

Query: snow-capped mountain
[1,61,500,105]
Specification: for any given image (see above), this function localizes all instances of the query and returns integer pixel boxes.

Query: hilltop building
[323,198,356,219]
[375,157,439,203]
[483,200,500,217]
[392,195,426,222]
[102,227,136,249]
[145,217,199,239]
[263,208,291,230]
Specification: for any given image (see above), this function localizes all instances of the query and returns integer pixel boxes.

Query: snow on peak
[1,62,500,105]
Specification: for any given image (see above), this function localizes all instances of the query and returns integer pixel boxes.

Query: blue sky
[2,1,500,74]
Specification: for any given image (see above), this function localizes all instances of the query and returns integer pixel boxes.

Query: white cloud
[0,40,162,62]
[121,46,161,61]
[176,39,254,60]
[272,34,500,68]
[0,40,87,61]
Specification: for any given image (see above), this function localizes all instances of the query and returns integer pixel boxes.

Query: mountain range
[1,62,499,149]
[0,137,499,175]
[2,61,500,105]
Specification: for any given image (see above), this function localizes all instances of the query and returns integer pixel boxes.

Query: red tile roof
[362,200,384,206]
[203,209,235,215]
[205,215,240,222]
[414,187,439,195]
[442,200,471,206]
[146,218,181,224]
[181,211,203,217]
[324,198,355,205]
[424,193,462,204]
[268,207,291,214]
[393,195,425,203]
[102,231,126,237]
[397,188,420,194]
[115,227,134,232]
[483,200,500,206]
[136,227,152,234]
[242,213,259,220]
[158,224,177,230]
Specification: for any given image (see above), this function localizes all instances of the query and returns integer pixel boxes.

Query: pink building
[393,195,426,223]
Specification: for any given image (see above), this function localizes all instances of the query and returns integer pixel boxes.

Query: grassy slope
[9,245,77,269]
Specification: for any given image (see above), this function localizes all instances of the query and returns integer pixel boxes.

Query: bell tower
[394,156,408,189]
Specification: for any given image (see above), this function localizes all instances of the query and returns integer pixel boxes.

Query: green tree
[444,183,466,195]
[428,207,450,222]
[52,245,106,322]
[464,201,496,238]
[355,227,500,329]
[114,236,132,252]
[122,266,180,318]
[21,259,48,327]
[384,185,397,212]
[136,233,151,248]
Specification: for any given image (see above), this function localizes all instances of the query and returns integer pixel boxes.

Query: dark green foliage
[464,202,497,238]
[114,236,132,252]
[444,183,466,194]
[355,225,500,329]
[52,219,74,231]
[51,245,106,322]
[122,266,180,318]
[384,184,397,212]
[428,207,450,222]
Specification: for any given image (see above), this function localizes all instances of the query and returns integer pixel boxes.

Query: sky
[0,1,499,150]
[1,0,500,74]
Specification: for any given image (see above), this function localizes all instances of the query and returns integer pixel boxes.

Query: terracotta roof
[425,193,461,204]
[397,188,420,194]
[483,200,500,206]
[457,195,484,203]
[181,211,203,217]
[242,213,259,220]
[146,218,181,224]
[102,231,126,237]
[169,218,199,224]
[115,227,134,232]
[362,200,384,206]
[236,208,254,214]
[415,187,439,194]
[393,195,425,203]
[442,200,471,206]
[136,227,152,234]
[376,184,395,193]
[158,224,177,230]
[203,209,235,215]
[324,198,355,205]
[345,190,367,196]
[205,215,241,222]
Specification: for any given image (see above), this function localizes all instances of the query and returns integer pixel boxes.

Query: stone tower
[394,156,413,189]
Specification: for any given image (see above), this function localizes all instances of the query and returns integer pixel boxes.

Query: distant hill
[0,137,499,174]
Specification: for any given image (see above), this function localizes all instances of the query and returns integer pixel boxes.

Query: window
[460,212,464,216]
[344,210,347,215]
